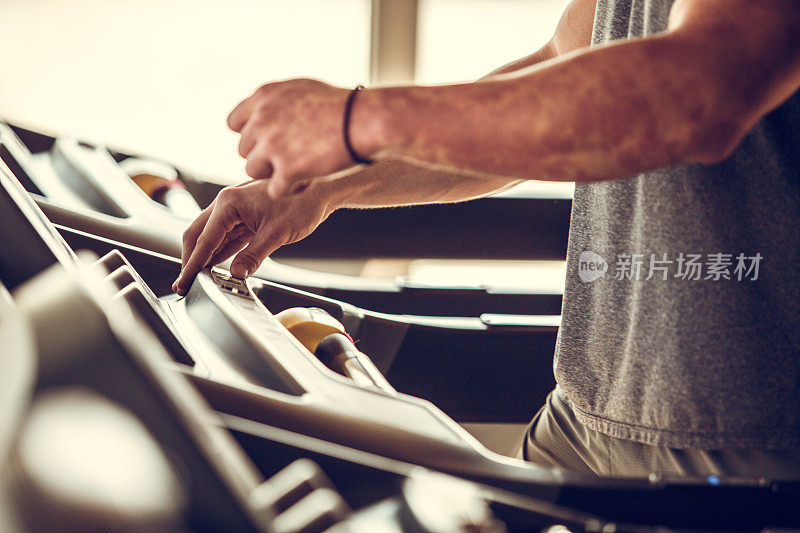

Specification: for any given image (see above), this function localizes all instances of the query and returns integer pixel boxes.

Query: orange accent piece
[273,307,346,353]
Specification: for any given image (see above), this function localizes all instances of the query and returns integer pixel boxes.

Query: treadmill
[1,120,566,317]
[0,119,562,429]
[2,148,798,531]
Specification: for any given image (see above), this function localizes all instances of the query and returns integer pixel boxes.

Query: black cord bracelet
[343,85,373,165]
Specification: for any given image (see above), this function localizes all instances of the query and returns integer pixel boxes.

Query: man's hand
[227,78,358,198]
[172,180,334,296]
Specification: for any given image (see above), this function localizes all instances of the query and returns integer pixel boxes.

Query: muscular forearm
[310,0,592,207]
[222,0,799,199]
[351,38,726,182]
[316,158,522,210]
[350,1,800,182]
[315,0,597,209]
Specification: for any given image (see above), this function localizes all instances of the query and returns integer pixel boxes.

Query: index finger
[181,203,215,268]
[173,208,234,295]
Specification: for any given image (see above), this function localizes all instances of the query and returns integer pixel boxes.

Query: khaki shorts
[520,389,800,479]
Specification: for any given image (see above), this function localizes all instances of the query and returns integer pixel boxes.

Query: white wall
[417,0,569,84]
[0,0,371,181]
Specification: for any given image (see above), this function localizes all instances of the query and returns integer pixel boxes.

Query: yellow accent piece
[273,308,346,353]
[130,173,168,197]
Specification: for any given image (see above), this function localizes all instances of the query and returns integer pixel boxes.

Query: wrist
[308,174,360,213]
[347,86,408,163]
[342,86,372,164]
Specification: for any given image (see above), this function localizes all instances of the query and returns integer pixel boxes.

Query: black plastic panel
[323,285,563,317]
[384,323,557,423]
[0,163,76,290]
[274,197,571,261]
[0,144,42,195]
[57,225,181,297]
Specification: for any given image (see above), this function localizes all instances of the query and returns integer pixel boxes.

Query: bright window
[0,0,570,189]
[417,0,570,84]
[0,0,371,181]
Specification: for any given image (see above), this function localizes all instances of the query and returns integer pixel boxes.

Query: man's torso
[555,0,800,448]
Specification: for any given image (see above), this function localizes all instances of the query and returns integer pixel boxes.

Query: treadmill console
[1,126,799,532]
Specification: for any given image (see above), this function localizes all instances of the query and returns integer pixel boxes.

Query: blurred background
[0,0,570,186]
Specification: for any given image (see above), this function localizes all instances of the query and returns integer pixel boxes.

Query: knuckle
[255,84,272,97]
[250,105,268,123]
[248,153,273,177]
[237,134,253,157]
[182,229,196,246]
[263,128,280,144]
[245,159,265,179]
[216,186,238,203]
[234,250,261,271]
[245,165,259,180]
[271,152,287,168]
[227,110,243,129]
[253,140,272,157]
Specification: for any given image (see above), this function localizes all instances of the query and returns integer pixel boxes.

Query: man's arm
[326,0,599,210]
[172,0,597,292]
[322,0,598,210]
[228,0,800,197]
[347,0,800,184]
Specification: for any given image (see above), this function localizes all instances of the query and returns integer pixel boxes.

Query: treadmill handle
[315,333,396,394]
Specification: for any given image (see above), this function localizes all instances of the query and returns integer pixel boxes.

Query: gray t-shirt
[555,0,800,449]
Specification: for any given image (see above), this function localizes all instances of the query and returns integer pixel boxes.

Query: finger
[237,121,258,158]
[180,202,215,269]
[237,132,257,159]
[229,226,284,279]
[227,94,257,132]
[208,222,246,260]
[245,145,274,179]
[173,207,237,295]
[209,228,254,267]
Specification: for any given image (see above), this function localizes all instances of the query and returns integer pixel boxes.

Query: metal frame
[369,0,419,84]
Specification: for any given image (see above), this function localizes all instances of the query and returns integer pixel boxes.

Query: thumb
[229,227,283,279]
